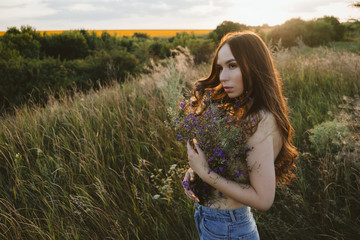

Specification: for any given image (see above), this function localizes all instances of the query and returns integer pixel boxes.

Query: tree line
[0,16,358,113]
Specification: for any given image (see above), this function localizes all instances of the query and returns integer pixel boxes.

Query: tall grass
[275,46,359,148]
[0,51,204,239]
[0,45,359,239]
[256,46,360,239]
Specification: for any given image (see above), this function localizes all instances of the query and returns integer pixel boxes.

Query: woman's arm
[187,113,282,211]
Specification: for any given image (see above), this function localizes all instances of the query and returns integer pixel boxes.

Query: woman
[183,31,298,239]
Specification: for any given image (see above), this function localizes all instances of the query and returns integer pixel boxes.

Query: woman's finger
[186,141,191,151]
[183,169,190,182]
[182,169,199,202]
[185,188,199,202]
[189,168,195,181]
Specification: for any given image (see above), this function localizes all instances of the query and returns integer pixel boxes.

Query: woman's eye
[229,63,237,69]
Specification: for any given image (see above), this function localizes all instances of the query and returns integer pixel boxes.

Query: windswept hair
[191,31,298,184]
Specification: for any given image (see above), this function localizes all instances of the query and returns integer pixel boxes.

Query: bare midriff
[210,198,245,209]
[205,191,245,210]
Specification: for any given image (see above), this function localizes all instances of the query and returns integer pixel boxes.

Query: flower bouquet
[168,96,252,204]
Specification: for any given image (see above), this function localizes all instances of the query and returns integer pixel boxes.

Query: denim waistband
[195,203,250,223]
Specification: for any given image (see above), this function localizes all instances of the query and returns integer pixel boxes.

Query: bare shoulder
[247,111,283,158]
[258,111,277,130]
[248,112,283,161]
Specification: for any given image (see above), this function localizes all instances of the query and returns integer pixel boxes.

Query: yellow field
[0,29,212,37]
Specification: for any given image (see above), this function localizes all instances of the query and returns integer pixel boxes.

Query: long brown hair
[192,31,298,184]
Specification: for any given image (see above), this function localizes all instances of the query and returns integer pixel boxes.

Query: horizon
[0,29,214,38]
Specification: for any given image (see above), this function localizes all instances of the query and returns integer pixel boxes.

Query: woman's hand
[182,168,199,202]
[186,140,209,179]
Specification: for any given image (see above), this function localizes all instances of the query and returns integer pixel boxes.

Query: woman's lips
[223,87,232,93]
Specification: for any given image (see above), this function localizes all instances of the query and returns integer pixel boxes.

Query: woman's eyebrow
[218,58,236,65]
[225,59,236,64]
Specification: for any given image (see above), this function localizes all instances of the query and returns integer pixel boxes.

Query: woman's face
[217,43,244,98]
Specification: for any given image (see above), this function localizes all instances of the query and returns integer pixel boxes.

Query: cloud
[0,0,32,8]
[68,3,104,12]
[34,0,131,23]
[282,0,342,13]
[30,0,236,27]
[0,0,356,30]
[0,0,57,23]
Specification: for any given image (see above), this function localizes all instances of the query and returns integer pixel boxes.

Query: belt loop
[229,210,236,223]
[195,203,202,217]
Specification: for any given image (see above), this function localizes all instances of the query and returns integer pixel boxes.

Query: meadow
[0,44,359,239]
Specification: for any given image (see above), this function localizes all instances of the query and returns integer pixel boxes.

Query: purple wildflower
[176,134,182,141]
[213,147,226,159]
[180,101,187,109]
[236,170,246,178]
[182,180,190,190]
[235,151,243,157]
[226,117,232,124]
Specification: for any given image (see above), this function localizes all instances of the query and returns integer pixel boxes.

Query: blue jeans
[194,203,260,240]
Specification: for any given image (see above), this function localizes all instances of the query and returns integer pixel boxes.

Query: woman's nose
[219,69,228,82]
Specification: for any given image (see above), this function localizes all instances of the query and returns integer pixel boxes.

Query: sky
[0,0,359,31]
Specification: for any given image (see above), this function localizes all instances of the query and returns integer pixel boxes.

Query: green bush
[267,18,307,48]
[211,21,249,43]
[169,31,197,47]
[0,41,21,60]
[0,57,74,109]
[308,119,352,155]
[318,16,345,41]
[132,32,150,40]
[149,40,171,60]
[68,49,140,89]
[267,17,346,48]
[1,26,41,59]
[0,49,140,110]
[41,31,90,60]
[343,20,360,40]
[187,39,216,64]
[303,20,334,47]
